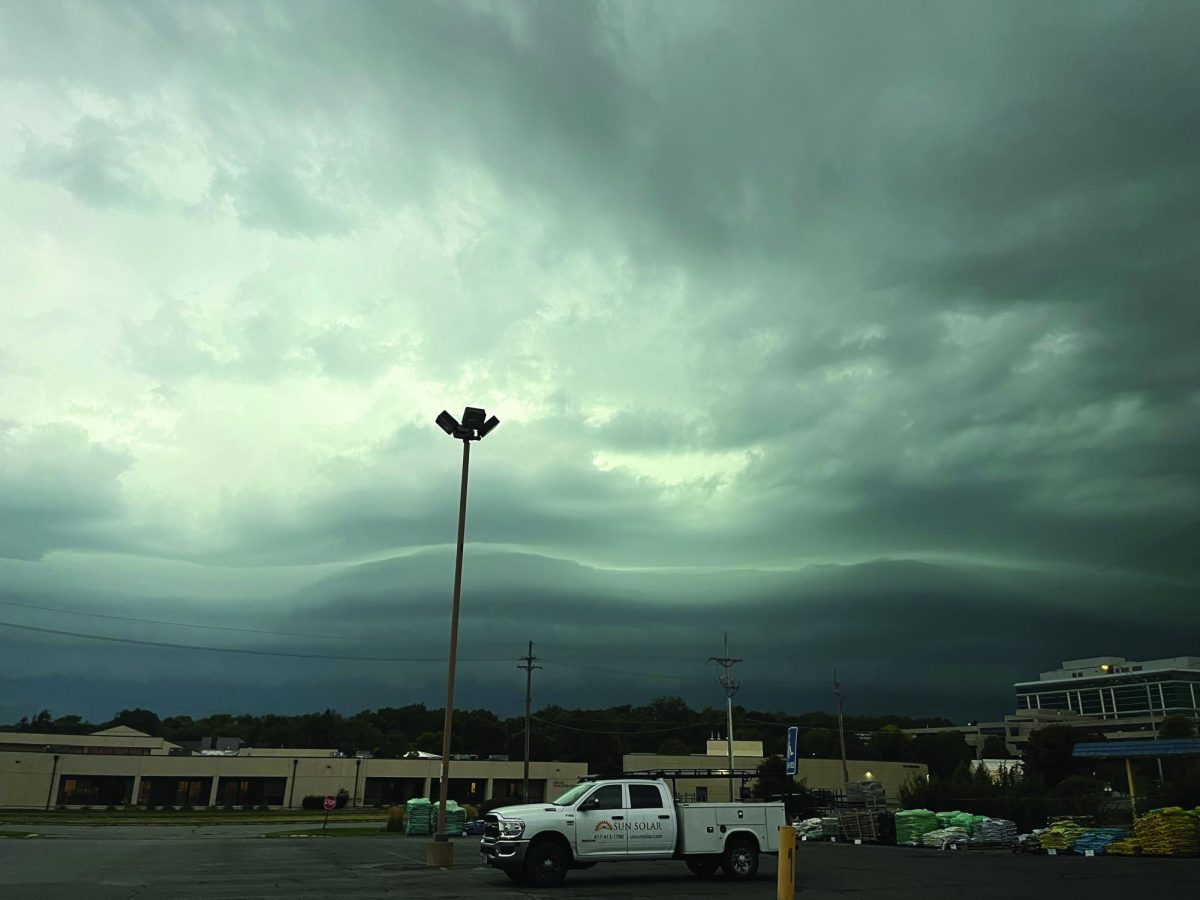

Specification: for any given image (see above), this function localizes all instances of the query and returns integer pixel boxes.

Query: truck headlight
[500,819,525,838]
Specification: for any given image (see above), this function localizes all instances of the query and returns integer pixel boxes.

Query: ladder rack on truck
[582,768,760,802]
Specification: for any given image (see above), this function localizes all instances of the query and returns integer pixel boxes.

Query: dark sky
[1,1,1197,728]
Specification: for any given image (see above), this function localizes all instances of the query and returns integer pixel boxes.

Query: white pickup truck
[480,777,786,887]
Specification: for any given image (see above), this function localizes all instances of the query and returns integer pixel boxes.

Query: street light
[426,406,500,869]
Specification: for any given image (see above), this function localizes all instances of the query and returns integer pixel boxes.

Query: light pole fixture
[427,406,499,868]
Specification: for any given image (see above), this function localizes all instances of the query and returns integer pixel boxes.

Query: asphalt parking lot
[2,828,1200,899]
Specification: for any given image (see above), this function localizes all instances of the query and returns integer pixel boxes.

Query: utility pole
[518,641,542,802]
[833,670,849,787]
[709,634,742,802]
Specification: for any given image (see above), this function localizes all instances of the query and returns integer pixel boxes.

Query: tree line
[2,697,960,774]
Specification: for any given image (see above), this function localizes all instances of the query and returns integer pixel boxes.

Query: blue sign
[786,726,798,775]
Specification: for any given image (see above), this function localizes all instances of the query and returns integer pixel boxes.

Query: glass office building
[1014,656,1200,722]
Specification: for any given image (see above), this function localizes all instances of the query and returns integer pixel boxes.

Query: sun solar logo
[595,821,614,832]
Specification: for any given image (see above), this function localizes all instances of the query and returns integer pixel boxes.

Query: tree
[646,697,691,722]
[1021,726,1084,788]
[908,731,974,780]
[981,735,1011,758]
[866,725,911,761]
[1048,774,1106,798]
[1160,716,1197,739]
[799,727,865,760]
[374,734,409,759]
[753,755,799,801]
[656,738,689,756]
[799,728,840,758]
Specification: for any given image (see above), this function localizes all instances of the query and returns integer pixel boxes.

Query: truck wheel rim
[732,849,752,873]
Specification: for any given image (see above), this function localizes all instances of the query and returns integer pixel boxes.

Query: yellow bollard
[777,824,796,900]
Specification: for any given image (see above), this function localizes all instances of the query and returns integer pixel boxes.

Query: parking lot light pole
[426,407,499,869]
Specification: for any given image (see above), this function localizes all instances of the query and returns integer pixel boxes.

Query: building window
[695,786,708,802]
[58,775,134,806]
[138,777,212,807]
[363,777,425,807]
[490,779,545,803]
[216,777,286,806]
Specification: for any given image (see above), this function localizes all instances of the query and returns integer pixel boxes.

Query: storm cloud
[0,1,1197,726]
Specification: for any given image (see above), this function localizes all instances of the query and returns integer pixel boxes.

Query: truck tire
[524,839,570,888]
[686,856,721,877]
[721,836,759,880]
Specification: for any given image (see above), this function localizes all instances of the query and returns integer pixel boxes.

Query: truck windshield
[551,783,593,806]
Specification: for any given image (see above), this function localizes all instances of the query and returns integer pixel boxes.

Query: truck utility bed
[676,802,785,855]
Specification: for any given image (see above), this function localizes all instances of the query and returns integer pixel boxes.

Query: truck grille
[484,813,500,839]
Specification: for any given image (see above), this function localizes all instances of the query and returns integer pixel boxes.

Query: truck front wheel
[524,839,570,888]
[686,855,721,877]
[721,837,760,880]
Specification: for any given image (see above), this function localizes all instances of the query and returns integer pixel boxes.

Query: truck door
[625,783,677,856]
[573,783,628,858]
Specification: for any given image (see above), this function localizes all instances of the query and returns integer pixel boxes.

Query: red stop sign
[323,795,336,811]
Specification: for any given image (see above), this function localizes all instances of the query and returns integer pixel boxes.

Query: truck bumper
[480,837,529,869]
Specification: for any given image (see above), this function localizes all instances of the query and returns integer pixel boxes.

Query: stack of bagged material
[1105,836,1142,856]
[405,797,432,836]
[970,817,1018,847]
[432,800,466,836]
[793,818,826,839]
[895,809,938,846]
[1134,807,1200,856]
[947,812,989,834]
[821,816,840,837]
[1039,820,1088,852]
[935,810,967,828]
[846,781,887,806]
[1014,830,1045,854]
[1072,827,1129,855]
[920,826,970,849]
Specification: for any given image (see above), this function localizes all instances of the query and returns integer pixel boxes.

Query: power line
[0,619,513,664]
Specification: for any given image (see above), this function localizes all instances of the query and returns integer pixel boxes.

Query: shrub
[241,804,254,811]
[1048,775,1106,798]
[461,804,479,821]
[301,795,324,811]
[335,789,350,810]
[106,805,117,811]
